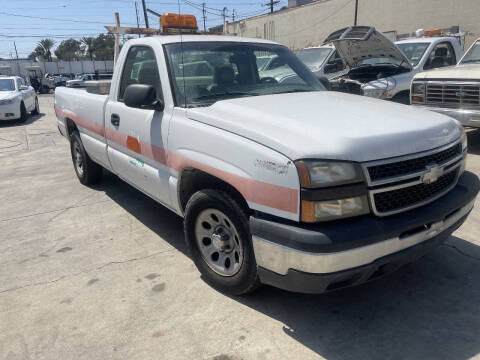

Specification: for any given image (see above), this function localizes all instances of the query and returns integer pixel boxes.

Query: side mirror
[317,76,331,90]
[124,84,164,111]
[19,85,28,90]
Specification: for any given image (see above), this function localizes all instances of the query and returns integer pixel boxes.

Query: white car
[296,44,347,79]
[411,38,480,127]
[54,27,478,295]
[0,76,39,121]
[325,27,463,103]
[66,74,95,88]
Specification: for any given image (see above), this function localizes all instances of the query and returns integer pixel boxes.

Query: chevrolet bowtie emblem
[422,165,444,184]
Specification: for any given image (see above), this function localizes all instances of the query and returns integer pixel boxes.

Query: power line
[263,0,280,13]
[0,11,138,25]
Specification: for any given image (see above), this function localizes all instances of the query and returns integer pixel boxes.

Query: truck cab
[326,26,463,103]
[54,15,479,295]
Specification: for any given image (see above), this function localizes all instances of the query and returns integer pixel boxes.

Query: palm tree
[38,38,55,62]
[81,37,95,61]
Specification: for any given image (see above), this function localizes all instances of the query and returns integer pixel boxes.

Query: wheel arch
[65,118,79,140]
[177,167,251,216]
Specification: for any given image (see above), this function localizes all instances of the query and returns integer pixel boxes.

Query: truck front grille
[364,141,464,216]
[373,170,457,214]
[367,143,461,182]
[426,82,480,106]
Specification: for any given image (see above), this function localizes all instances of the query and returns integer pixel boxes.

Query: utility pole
[135,2,141,37]
[114,12,120,64]
[13,41,19,59]
[354,0,358,25]
[202,3,207,32]
[263,0,280,13]
[142,0,149,28]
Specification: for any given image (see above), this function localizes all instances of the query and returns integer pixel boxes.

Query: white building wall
[227,0,480,50]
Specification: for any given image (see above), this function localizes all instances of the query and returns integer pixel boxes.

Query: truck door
[105,45,171,206]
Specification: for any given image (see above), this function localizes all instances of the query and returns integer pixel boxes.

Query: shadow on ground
[0,113,45,128]
[99,172,480,360]
[467,129,480,155]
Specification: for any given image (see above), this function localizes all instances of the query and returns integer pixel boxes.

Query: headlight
[296,160,369,222]
[295,160,363,188]
[411,82,425,104]
[301,196,370,222]
[363,88,388,99]
[0,98,15,105]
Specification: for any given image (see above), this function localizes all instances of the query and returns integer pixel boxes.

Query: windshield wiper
[193,91,259,101]
[461,59,480,64]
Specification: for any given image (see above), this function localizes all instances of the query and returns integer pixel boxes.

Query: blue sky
[0,0,287,59]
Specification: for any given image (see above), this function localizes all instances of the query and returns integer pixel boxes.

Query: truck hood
[324,26,412,70]
[414,64,480,80]
[0,91,17,100]
[187,92,460,162]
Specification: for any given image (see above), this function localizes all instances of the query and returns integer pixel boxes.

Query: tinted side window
[424,42,457,70]
[118,46,162,101]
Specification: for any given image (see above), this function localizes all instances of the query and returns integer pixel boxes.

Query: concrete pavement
[1,94,480,360]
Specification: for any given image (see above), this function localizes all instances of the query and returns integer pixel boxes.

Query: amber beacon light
[161,13,198,29]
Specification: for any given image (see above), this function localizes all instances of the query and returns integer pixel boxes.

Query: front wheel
[70,132,103,185]
[19,102,27,122]
[184,189,260,295]
[31,97,40,115]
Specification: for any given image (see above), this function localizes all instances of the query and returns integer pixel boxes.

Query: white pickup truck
[55,31,479,295]
[411,38,480,127]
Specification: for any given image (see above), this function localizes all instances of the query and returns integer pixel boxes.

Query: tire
[19,102,27,122]
[31,97,40,115]
[184,189,260,295]
[391,92,410,105]
[70,131,103,185]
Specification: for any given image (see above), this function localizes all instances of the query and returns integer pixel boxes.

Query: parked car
[66,73,96,88]
[55,30,478,295]
[296,44,346,79]
[0,75,39,121]
[411,38,480,127]
[51,74,71,87]
[325,26,463,103]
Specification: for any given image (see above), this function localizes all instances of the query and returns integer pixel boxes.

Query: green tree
[37,38,55,62]
[28,45,46,61]
[54,38,82,61]
[93,34,115,60]
[81,37,96,60]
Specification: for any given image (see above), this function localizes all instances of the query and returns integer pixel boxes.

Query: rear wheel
[184,189,260,295]
[31,97,40,115]
[70,132,103,185]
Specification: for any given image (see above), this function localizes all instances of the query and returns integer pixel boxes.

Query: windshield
[396,42,430,65]
[461,42,480,64]
[296,48,332,68]
[164,42,324,107]
[0,79,15,91]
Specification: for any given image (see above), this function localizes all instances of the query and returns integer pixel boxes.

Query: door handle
[111,113,120,126]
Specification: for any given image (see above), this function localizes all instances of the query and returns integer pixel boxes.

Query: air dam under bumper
[250,171,479,293]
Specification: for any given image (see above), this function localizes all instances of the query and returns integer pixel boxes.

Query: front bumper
[0,102,20,120]
[250,171,479,293]
[413,105,480,128]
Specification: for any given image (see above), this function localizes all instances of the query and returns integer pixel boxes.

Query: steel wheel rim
[73,143,84,176]
[194,208,244,276]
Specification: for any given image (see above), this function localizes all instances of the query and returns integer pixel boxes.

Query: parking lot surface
[1,94,480,360]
